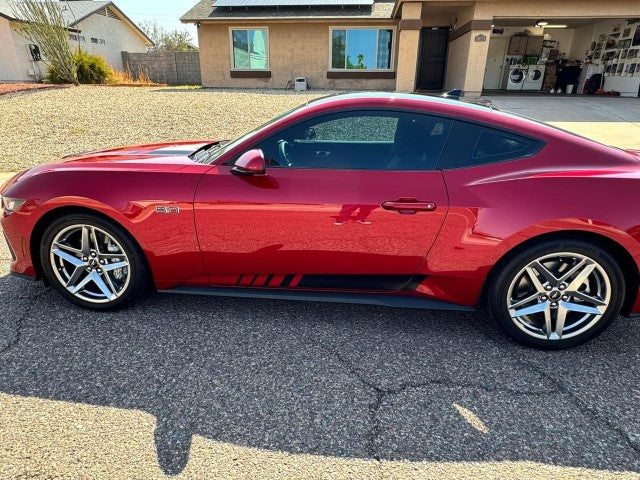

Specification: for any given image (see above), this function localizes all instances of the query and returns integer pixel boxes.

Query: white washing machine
[523,65,545,91]
[507,66,527,90]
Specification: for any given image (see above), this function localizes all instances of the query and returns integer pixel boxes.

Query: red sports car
[2,93,640,349]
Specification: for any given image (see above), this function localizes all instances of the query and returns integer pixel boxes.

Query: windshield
[197,103,307,164]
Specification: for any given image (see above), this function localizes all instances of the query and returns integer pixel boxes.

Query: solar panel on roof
[214,0,374,7]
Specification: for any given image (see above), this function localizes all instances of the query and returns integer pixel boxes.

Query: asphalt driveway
[1,241,640,479]
[1,88,640,479]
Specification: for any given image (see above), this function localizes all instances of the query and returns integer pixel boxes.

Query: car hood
[4,141,221,187]
[61,140,218,164]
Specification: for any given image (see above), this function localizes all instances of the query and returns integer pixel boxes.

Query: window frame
[216,107,546,170]
[436,120,546,170]
[328,26,396,72]
[228,26,270,71]
[227,107,454,172]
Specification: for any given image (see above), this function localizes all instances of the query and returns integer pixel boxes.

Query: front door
[194,110,453,291]
[416,27,449,91]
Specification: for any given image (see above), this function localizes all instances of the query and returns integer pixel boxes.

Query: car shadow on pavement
[1,274,640,476]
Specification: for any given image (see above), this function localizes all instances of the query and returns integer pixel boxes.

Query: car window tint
[438,121,542,169]
[312,116,397,142]
[474,130,530,159]
[255,110,452,171]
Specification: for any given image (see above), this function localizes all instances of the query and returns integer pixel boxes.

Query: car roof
[308,91,494,113]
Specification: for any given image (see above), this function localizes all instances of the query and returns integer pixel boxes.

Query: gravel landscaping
[0,86,330,172]
[1,86,639,173]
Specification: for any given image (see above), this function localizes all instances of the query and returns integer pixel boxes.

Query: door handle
[382,198,437,213]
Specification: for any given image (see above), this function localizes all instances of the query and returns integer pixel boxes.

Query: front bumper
[1,212,36,278]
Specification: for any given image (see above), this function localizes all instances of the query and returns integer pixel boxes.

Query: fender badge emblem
[156,205,180,214]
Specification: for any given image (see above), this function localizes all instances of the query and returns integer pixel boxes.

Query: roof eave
[70,2,154,46]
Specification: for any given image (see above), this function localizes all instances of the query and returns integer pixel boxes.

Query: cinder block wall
[121,51,201,85]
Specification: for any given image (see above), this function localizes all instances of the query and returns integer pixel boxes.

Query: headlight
[1,196,26,215]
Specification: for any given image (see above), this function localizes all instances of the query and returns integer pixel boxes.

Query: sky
[112,0,199,46]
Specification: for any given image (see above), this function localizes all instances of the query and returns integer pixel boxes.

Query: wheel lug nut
[545,285,552,291]
[562,295,569,301]
[551,302,558,308]
[82,256,88,261]
[97,268,102,273]
[540,295,548,301]
[559,284,566,290]
[91,252,97,257]
[99,259,105,265]
[86,267,92,272]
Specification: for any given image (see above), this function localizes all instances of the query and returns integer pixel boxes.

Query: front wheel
[486,240,625,349]
[40,213,150,310]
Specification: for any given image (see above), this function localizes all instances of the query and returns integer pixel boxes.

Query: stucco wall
[198,22,397,90]
[0,17,21,82]
[0,19,44,82]
[75,13,148,71]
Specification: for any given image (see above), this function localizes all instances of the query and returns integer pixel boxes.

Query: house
[0,0,152,82]
[182,0,640,97]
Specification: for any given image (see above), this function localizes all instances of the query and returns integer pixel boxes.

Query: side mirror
[231,149,267,176]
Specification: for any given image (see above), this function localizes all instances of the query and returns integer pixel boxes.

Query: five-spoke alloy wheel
[40,214,149,310]
[487,240,625,349]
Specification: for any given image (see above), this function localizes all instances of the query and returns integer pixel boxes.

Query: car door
[194,109,453,291]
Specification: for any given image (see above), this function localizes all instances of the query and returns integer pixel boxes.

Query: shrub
[47,51,111,84]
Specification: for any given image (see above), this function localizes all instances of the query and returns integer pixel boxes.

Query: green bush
[47,51,111,84]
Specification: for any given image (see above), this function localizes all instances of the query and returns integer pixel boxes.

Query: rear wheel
[486,240,624,349]
[40,213,150,310]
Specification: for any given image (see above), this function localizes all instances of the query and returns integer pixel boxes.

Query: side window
[437,121,542,169]
[256,111,452,171]
[474,130,530,160]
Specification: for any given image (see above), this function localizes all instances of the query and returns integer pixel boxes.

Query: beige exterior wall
[0,18,45,82]
[0,17,22,82]
[198,21,397,90]
[195,0,638,95]
[76,14,149,71]
[395,1,422,92]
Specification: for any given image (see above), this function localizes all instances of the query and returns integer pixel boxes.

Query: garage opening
[482,18,640,97]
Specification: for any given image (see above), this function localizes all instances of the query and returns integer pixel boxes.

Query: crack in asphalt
[317,340,559,461]
[519,358,640,456]
[0,288,47,358]
[473,319,640,457]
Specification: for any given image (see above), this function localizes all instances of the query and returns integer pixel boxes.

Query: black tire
[485,239,625,349]
[40,213,151,310]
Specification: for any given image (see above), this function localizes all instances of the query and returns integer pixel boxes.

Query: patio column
[395,2,422,93]
[445,16,492,97]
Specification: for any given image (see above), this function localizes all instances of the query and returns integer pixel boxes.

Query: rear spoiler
[441,89,463,100]
[626,149,640,160]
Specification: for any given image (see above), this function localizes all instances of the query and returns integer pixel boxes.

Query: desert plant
[12,0,78,84]
[48,51,110,84]
[109,66,151,85]
[74,51,110,84]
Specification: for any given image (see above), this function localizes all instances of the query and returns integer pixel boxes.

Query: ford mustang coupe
[2,92,640,349]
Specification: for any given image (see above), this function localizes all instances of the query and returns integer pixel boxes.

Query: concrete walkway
[484,95,640,150]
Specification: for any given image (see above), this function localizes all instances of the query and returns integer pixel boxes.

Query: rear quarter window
[438,120,543,169]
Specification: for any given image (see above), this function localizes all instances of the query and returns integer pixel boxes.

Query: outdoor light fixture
[536,20,549,26]
[543,24,568,28]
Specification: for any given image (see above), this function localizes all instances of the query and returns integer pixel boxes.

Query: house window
[79,36,86,42]
[69,33,78,41]
[91,37,98,43]
[330,28,394,70]
[230,28,268,70]
[99,39,105,45]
